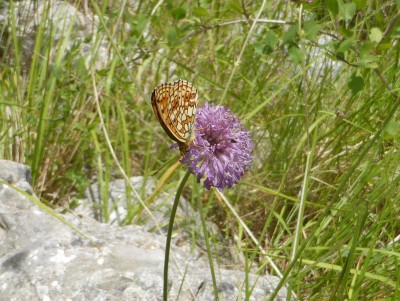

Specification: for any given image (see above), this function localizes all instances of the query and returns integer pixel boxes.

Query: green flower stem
[163,170,191,301]
[198,193,219,300]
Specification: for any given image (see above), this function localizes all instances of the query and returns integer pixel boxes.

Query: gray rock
[0,160,288,300]
[78,177,247,269]
[0,0,110,71]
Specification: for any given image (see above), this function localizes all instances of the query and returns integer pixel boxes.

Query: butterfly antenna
[151,155,179,176]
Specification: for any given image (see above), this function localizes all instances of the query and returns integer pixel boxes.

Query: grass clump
[1,0,400,299]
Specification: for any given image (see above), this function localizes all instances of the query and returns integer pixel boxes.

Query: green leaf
[356,54,379,68]
[224,0,242,13]
[172,7,186,20]
[369,28,383,43]
[337,37,354,54]
[265,31,277,48]
[378,42,393,51]
[135,14,147,32]
[339,2,357,21]
[339,25,353,38]
[193,7,210,17]
[353,0,367,9]
[304,21,320,41]
[326,0,338,15]
[348,74,364,95]
[359,41,375,55]
[166,2,173,10]
[254,31,277,55]
[254,42,267,55]
[288,46,303,64]
[385,121,400,139]
[166,26,178,45]
[283,25,297,44]
[396,0,400,9]
[393,26,400,39]
[215,44,225,53]
[345,3,357,20]
[375,11,384,25]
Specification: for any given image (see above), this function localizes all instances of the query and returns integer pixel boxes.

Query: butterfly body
[151,79,198,156]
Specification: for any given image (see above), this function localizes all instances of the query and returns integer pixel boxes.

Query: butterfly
[151,79,199,156]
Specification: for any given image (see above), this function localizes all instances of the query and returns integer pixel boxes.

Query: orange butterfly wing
[151,79,198,155]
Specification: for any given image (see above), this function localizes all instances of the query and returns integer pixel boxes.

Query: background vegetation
[1,0,400,299]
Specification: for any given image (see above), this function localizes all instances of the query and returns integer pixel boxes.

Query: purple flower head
[181,102,254,190]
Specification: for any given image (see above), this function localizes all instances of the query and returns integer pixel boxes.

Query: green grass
[1,0,400,300]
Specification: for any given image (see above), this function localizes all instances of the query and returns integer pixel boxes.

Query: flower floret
[181,102,254,190]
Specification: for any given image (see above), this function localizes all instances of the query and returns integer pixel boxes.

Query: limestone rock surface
[0,160,288,300]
